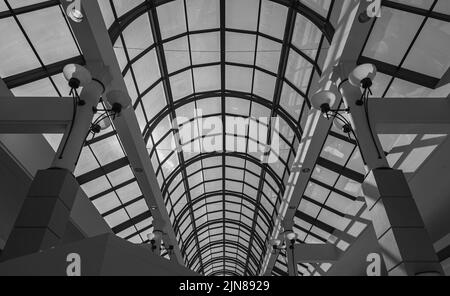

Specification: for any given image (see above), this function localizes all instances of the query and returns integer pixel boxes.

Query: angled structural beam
[0,97,72,134]
[261,0,376,275]
[368,97,450,134]
[59,0,183,264]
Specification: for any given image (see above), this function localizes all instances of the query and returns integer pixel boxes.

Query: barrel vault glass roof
[0,0,449,276]
[97,0,335,276]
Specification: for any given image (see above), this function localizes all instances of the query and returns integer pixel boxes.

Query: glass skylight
[96,0,331,275]
[3,0,447,277]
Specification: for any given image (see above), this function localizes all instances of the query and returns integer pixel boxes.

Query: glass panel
[156,132,176,161]
[390,0,434,9]
[402,18,450,78]
[299,0,332,17]
[18,7,79,65]
[197,97,222,114]
[259,0,288,39]
[253,70,276,101]
[433,0,450,14]
[255,37,282,73]
[193,65,221,92]
[190,32,220,64]
[321,135,354,166]
[292,13,322,60]
[107,166,134,186]
[132,49,160,92]
[104,209,129,228]
[280,82,305,121]
[0,17,40,76]
[112,0,144,17]
[186,0,220,30]
[75,148,99,176]
[11,78,57,97]
[311,165,339,186]
[363,8,424,65]
[124,71,138,101]
[98,0,115,28]
[346,148,365,175]
[305,182,330,203]
[226,97,250,116]
[370,72,392,97]
[170,70,193,101]
[116,182,143,203]
[285,50,313,93]
[92,193,121,214]
[126,199,148,218]
[226,32,256,65]
[122,14,153,59]
[114,39,128,71]
[90,136,125,166]
[385,78,450,98]
[157,0,186,39]
[335,176,362,197]
[226,65,252,92]
[141,83,167,121]
[164,36,190,73]
[225,0,260,31]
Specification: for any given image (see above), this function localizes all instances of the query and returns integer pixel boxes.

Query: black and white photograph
[0,0,449,283]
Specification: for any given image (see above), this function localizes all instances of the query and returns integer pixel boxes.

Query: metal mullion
[329,130,358,145]
[219,0,227,275]
[144,90,302,141]
[89,178,137,201]
[86,143,142,237]
[243,0,297,275]
[189,240,260,273]
[317,157,365,183]
[109,0,150,130]
[112,210,152,234]
[173,190,272,230]
[289,44,322,73]
[225,27,283,44]
[310,178,356,201]
[294,214,334,240]
[302,144,358,243]
[302,195,346,218]
[147,2,205,273]
[0,0,59,18]
[162,151,286,194]
[124,222,153,241]
[76,156,130,185]
[383,0,450,22]
[3,55,85,89]
[101,195,145,218]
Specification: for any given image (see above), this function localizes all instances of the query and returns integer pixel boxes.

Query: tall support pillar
[1,77,103,261]
[338,79,443,276]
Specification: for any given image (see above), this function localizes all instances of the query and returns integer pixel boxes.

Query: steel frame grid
[0,0,338,275]
[357,0,450,92]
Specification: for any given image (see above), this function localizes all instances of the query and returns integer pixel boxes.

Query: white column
[338,79,443,276]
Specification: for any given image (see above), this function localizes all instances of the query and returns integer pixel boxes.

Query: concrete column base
[362,168,443,276]
[1,168,80,261]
